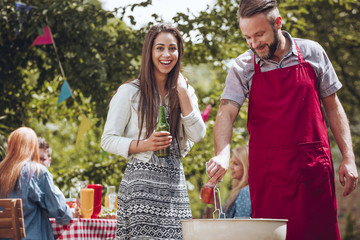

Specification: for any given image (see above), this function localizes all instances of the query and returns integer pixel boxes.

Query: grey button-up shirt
[221,31,342,106]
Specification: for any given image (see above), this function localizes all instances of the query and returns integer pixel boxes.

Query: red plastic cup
[200,184,215,204]
[87,184,102,218]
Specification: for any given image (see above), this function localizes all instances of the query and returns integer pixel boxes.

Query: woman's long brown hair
[131,23,184,150]
[0,127,40,197]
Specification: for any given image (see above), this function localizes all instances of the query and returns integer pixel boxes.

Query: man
[38,137,52,168]
[206,0,358,239]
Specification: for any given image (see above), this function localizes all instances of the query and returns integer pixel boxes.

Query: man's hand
[207,145,230,184]
[323,94,358,197]
[339,157,358,196]
[207,99,240,184]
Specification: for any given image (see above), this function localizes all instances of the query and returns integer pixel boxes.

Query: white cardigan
[101,80,206,162]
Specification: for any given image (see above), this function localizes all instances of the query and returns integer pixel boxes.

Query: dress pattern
[116,139,192,240]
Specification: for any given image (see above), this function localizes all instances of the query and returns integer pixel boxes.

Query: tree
[0,0,144,134]
[0,0,359,223]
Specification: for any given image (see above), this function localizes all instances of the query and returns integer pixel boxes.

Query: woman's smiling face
[152,32,179,79]
[230,156,244,180]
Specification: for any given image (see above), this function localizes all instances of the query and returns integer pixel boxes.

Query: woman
[223,145,251,218]
[101,23,206,239]
[0,127,72,240]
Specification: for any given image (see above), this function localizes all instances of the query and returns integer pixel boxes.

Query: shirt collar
[283,31,298,57]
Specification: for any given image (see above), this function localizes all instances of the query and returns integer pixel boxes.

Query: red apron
[247,42,340,240]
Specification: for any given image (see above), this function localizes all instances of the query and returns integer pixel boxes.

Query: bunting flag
[15,2,33,35]
[101,149,107,162]
[31,25,53,46]
[75,114,93,147]
[15,2,94,152]
[15,2,33,11]
[201,104,212,122]
[57,80,72,105]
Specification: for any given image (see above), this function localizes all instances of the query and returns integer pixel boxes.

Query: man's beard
[252,27,279,60]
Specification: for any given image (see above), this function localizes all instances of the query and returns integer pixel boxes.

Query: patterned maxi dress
[116,111,192,240]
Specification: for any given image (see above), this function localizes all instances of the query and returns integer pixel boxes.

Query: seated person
[38,137,52,168]
[0,127,72,240]
[223,145,252,218]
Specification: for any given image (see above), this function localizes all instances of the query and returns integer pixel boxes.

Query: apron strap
[294,40,305,63]
[254,54,261,74]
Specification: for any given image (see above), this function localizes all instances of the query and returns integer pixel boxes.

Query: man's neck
[271,32,290,63]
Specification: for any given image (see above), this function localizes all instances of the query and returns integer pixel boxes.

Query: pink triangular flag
[31,25,53,46]
[201,104,212,122]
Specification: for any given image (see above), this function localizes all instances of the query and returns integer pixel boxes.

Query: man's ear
[276,16,282,29]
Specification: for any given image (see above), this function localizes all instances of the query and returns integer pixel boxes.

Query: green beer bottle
[155,105,170,157]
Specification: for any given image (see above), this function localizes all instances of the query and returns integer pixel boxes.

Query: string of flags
[15,1,213,159]
[15,1,91,148]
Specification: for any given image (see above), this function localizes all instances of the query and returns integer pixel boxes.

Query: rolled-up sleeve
[101,85,133,159]
[316,43,342,98]
[221,56,251,107]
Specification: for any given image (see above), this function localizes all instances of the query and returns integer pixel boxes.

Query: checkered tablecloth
[50,218,116,240]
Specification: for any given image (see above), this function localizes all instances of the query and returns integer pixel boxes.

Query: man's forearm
[213,100,240,156]
[214,112,233,157]
[323,94,355,160]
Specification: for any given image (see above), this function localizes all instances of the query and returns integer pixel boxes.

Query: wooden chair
[0,199,26,239]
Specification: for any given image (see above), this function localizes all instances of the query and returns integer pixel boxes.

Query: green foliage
[0,134,7,160]
[174,0,247,66]
[0,0,359,224]
[344,211,357,240]
[0,0,144,133]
